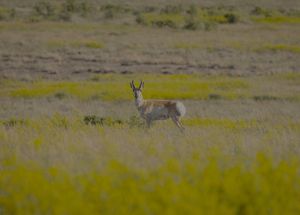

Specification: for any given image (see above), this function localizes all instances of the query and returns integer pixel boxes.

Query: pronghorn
[130,80,186,131]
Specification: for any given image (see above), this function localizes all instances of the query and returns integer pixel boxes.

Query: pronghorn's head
[130,80,144,99]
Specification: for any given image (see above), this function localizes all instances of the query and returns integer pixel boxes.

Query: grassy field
[1,73,299,101]
[1,0,300,214]
[1,73,300,214]
[1,119,300,214]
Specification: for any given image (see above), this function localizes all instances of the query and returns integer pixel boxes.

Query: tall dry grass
[1,114,300,214]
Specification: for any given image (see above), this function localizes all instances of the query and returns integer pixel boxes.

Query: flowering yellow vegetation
[1,73,299,101]
[0,117,300,214]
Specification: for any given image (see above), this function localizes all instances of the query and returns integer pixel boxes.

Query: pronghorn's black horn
[139,80,144,89]
[130,80,135,89]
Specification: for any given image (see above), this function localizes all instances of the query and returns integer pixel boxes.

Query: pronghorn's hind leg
[171,116,185,132]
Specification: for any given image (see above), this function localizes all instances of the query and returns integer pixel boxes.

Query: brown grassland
[0,0,300,214]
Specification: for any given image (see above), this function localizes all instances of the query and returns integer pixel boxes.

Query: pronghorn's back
[142,99,185,119]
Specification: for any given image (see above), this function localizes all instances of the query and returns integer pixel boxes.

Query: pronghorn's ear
[141,81,144,89]
[130,80,135,90]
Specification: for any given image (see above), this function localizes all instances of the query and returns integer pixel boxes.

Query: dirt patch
[0,53,297,80]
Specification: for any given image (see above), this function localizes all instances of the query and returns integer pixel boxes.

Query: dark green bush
[33,0,93,21]
[33,1,55,18]
[60,1,92,19]
[84,115,143,128]
[251,7,273,17]
[143,6,157,13]
[61,0,76,13]
[135,13,146,25]
[253,95,279,101]
[54,92,68,100]
[58,10,72,21]
[0,7,14,20]
[104,10,114,19]
[187,5,198,16]
[184,18,216,31]
[101,4,125,12]
[160,5,183,14]
[84,115,105,125]
[208,94,223,100]
[77,2,91,17]
[127,115,145,128]
[251,7,264,15]
[151,20,177,28]
[3,119,26,128]
[224,13,239,23]
[184,18,200,30]
[204,21,217,30]
[84,115,123,126]
[101,4,131,19]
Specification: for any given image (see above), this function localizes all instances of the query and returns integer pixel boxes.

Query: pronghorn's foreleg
[171,116,185,132]
[178,119,184,130]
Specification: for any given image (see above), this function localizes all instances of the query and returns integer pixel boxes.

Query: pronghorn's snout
[133,90,141,99]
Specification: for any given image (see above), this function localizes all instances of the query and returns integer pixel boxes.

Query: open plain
[0,0,300,214]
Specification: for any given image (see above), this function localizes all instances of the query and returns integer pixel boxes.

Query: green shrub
[61,0,76,13]
[186,5,198,16]
[84,115,105,125]
[83,115,123,126]
[136,13,146,24]
[143,6,157,13]
[33,1,55,18]
[0,7,16,20]
[136,13,184,29]
[32,0,93,21]
[58,1,93,20]
[160,5,183,14]
[184,18,200,30]
[127,115,145,128]
[224,13,239,23]
[152,19,177,28]
[54,92,68,99]
[251,7,265,16]
[77,2,91,17]
[253,95,279,101]
[208,94,223,100]
[251,6,272,17]
[50,114,69,128]
[101,4,130,19]
[2,118,26,128]
[204,21,217,30]
[58,10,72,21]
[184,18,216,31]
[27,15,43,22]
[104,10,114,19]
[101,4,129,13]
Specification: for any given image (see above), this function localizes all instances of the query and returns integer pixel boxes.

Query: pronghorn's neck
[135,92,144,108]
